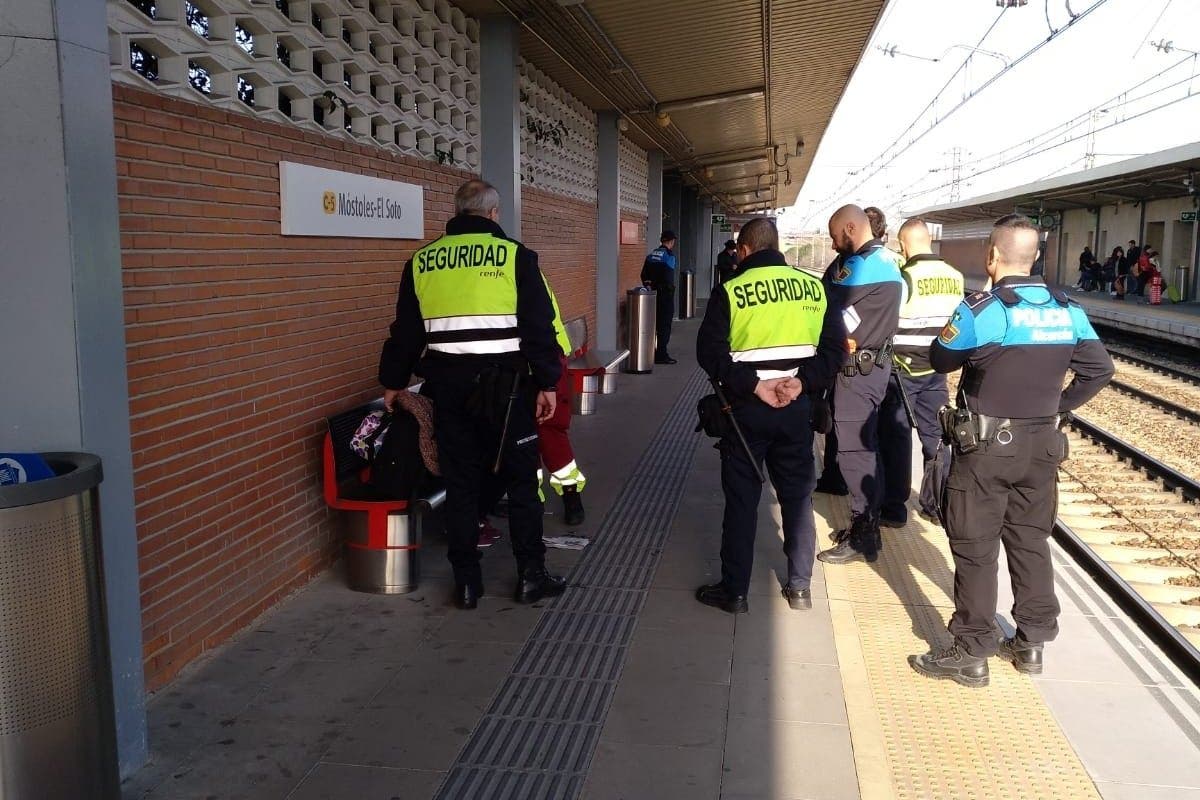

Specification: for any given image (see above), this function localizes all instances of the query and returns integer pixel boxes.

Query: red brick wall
[113,84,474,691]
[521,187,598,343]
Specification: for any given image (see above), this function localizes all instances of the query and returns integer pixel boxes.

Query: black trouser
[719,396,817,595]
[832,363,891,519]
[421,371,546,586]
[818,394,845,489]
[879,372,949,522]
[944,422,1064,656]
[653,283,674,358]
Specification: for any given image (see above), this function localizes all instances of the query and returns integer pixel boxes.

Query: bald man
[816,205,904,565]
[877,219,964,527]
[909,214,1113,687]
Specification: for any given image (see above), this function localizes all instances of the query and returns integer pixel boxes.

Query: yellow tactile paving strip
[817,497,1101,800]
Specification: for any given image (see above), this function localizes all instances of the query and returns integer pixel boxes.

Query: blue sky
[781,0,1200,233]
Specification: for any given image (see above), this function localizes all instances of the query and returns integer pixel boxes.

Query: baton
[710,376,766,484]
[492,370,522,475]
[892,370,917,431]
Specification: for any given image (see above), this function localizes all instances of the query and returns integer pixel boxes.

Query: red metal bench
[322,398,444,594]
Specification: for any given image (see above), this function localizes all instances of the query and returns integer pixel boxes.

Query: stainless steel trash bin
[679,271,696,319]
[0,453,119,799]
[572,373,601,415]
[625,287,656,374]
[344,491,445,594]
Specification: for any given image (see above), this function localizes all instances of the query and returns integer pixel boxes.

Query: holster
[841,341,894,378]
[695,393,734,439]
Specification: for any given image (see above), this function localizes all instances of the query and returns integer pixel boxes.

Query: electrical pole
[949,146,964,202]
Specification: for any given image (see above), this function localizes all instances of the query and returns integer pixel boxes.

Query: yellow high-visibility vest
[412,233,521,356]
[724,265,827,379]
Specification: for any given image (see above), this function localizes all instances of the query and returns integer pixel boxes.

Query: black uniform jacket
[378,214,562,392]
[696,249,848,401]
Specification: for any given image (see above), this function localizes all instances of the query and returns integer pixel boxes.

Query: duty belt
[940,408,1057,452]
[842,341,893,377]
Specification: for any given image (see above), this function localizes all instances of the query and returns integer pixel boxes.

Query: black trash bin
[0,453,119,799]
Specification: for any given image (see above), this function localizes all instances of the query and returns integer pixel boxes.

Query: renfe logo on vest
[416,242,511,273]
[731,277,823,309]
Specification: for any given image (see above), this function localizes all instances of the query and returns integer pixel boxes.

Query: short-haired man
[716,239,739,284]
[878,219,964,527]
[379,179,567,610]
[695,218,846,612]
[909,214,1113,686]
[817,205,904,565]
[865,206,904,268]
[642,231,679,364]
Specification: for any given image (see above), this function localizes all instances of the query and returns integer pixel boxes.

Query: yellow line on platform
[816,495,1101,800]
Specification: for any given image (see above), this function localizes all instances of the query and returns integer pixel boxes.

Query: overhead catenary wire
[800,0,1115,229]
[882,86,1200,213]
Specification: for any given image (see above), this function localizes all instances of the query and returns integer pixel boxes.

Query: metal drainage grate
[434,368,708,799]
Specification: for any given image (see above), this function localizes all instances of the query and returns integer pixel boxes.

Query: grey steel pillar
[479,15,521,237]
[646,151,664,250]
[596,111,620,349]
[664,176,683,246]
[0,0,147,776]
[696,200,713,298]
[679,187,697,276]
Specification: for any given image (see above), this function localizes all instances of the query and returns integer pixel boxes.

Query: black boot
[695,583,748,614]
[781,586,812,611]
[817,514,879,564]
[561,486,585,527]
[997,636,1044,674]
[908,643,989,687]
[514,565,567,604]
[453,581,483,610]
[814,477,849,496]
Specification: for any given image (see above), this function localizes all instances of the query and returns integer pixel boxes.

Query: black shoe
[695,582,749,614]
[817,515,878,564]
[453,582,483,610]
[561,486,585,527]
[916,506,941,525]
[654,355,678,365]
[817,539,877,564]
[782,586,812,610]
[514,566,567,604]
[908,643,990,687]
[879,516,906,529]
[997,636,1044,675]
[814,480,849,496]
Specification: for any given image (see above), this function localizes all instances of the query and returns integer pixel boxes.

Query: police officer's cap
[661,230,677,243]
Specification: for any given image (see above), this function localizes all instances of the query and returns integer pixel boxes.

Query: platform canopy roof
[453,0,888,214]
[915,142,1200,225]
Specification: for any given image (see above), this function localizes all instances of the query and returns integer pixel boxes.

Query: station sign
[1182,211,1197,223]
[711,214,726,225]
[719,223,732,232]
[280,161,424,239]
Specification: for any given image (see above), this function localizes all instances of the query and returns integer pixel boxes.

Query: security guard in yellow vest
[878,218,965,526]
[695,218,847,613]
[379,179,566,610]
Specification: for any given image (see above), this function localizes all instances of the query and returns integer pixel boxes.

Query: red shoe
[477,518,502,548]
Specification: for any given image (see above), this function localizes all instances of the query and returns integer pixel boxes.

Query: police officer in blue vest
[695,218,846,613]
[642,230,679,364]
[909,214,1113,687]
[817,205,904,565]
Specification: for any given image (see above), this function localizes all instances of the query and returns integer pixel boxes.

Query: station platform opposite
[1065,288,1200,347]
[122,316,1200,800]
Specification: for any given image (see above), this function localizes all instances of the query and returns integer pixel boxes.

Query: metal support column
[596,111,620,349]
[646,151,664,251]
[696,200,713,298]
[0,0,147,775]
[479,15,521,237]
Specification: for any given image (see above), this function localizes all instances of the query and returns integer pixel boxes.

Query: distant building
[915,144,1200,298]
